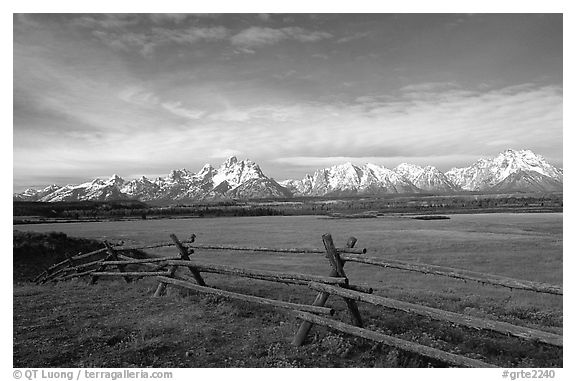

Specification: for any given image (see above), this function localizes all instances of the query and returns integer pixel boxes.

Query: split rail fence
[35,232,563,368]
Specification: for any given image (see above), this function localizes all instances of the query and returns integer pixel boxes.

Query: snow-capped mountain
[14,150,563,202]
[18,157,291,203]
[13,184,62,201]
[394,163,460,192]
[446,149,563,192]
[40,175,128,202]
[280,162,420,196]
[120,176,160,201]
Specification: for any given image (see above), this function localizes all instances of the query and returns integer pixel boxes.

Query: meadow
[13,213,563,367]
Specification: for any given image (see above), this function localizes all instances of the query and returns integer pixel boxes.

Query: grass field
[13,213,563,367]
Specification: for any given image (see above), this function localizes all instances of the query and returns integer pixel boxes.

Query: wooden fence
[35,232,562,368]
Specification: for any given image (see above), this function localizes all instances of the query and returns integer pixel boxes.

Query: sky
[13,13,563,192]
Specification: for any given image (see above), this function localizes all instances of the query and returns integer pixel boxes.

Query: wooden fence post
[292,234,361,346]
[106,242,132,283]
[154,233,205,297]
[90,241,128,285]
[322,234,363,328]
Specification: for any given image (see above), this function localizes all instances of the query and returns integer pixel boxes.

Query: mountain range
[14,149,563,202]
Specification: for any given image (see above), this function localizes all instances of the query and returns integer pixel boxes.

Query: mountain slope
[490,170,563,193]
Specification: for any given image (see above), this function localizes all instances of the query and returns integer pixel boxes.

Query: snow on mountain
[359,163,420,194]
[489,170,563,193]
[40,175,128,202]
[227,178,292,199]
[23,157,291,202]
[446,149,562,191]
[13,184,62,201]
[281,162,420,196]
[14,150,563,202]
[394,163,460,192]
[121,176,160,201]
[212,157,266,189]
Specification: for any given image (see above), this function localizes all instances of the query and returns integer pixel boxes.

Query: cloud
[336,32,371,43]
[224,84,562,169]
[91,26,228,55]
[148,14,190,24]
[161,102,205,120]
[211,148,243,159]
[400,82,459,93]
[118,86,160,106]
[73,14,140,30]
[74,15,331,55]
[208,104,303,123]
[230,26,332,48]
[152,26,228,44]
[272,155,482,172]
[257,14,271,22]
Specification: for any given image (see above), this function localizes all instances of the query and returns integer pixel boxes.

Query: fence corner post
[154,233,204,297]
[292,234,362,346]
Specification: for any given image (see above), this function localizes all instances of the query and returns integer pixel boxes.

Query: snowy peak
[394,163,459,192]
[167,169,192,182]
[107,174,125,186]
[18,156,288,202]
[220,156,238,169]
[14,149,563,202]
[196,164,214,179]
[282,162,420,196]
[281,149,560,196]
[394,163,425,182]
[324,162,363,190]
[212,157,265,189]
[491,149,560,179]
[446,149,562,191]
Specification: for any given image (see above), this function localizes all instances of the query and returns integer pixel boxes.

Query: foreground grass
[14,274,562,368]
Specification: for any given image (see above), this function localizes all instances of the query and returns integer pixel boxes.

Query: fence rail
[293,311,496,368]
[157,276,335,315]
[308,282,562,347]
[36,231,562,368]
[340,253,563,295]
[163,259,350,286]
[186,243,367,255]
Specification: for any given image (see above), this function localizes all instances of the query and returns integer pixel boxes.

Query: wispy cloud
[207,104,303,123]
[73,15,333,56]
[230,26,332,48]
[73,14,140,30]
[400,81,460,93]
[161,102,205,120]
[118,86,160,107]
[336,31,371,43]
[148,14,190,24]
[91,26,228,55]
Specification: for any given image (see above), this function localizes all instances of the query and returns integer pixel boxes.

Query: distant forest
[13,192,563,224]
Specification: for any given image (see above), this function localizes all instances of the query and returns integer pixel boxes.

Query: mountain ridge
[14,150,563,202]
